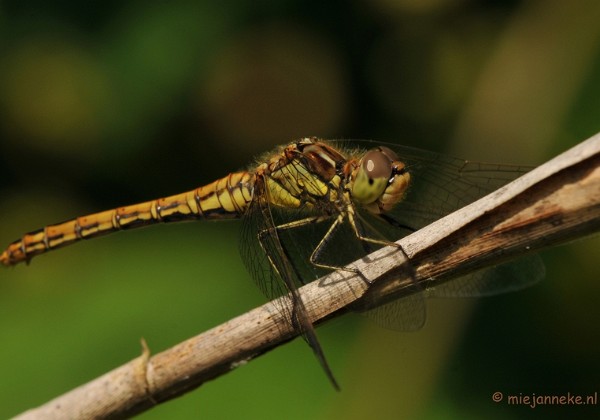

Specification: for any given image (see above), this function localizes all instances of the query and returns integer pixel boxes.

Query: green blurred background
[1,0,599,418]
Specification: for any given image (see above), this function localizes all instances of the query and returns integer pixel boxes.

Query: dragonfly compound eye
[351,149,394,204]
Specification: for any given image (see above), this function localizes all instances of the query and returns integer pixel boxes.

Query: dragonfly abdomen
[0,171,255,266]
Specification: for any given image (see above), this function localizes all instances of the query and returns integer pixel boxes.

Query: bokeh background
[1,1,599,419]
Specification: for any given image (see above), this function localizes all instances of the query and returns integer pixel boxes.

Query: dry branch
[15,133,600,419]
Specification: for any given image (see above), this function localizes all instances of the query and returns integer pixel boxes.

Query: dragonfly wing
[427,254,545,298]
[392,154,532,229]
[350,141,544,296]
[238,175,340,389]
[360,293,427,331]
[386,149,545,298]
[359,254,544,330]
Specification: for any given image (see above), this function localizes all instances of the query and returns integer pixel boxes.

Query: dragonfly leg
[346,205,402,249]
[308,214,360,274]
[261,215,330,232]
[256,214,358,273]
[255,215,331,282]
[344,204,417,285]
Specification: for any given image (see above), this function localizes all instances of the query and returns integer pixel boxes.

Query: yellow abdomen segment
[1,172,254,266]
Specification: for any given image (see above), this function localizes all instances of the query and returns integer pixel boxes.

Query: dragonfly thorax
[258,139,348,211]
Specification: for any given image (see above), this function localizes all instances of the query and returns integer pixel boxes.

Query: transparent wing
[382,142,543,296]
[361,254,545,331]
[362,141,534,230]
[427,254,546,298]
[238,174,340,389]
[360,293,427,331]
[344,141,544,329]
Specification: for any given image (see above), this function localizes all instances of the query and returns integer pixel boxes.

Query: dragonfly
[0,137,544,389]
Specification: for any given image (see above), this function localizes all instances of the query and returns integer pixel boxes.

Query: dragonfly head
[351,146,411,214]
